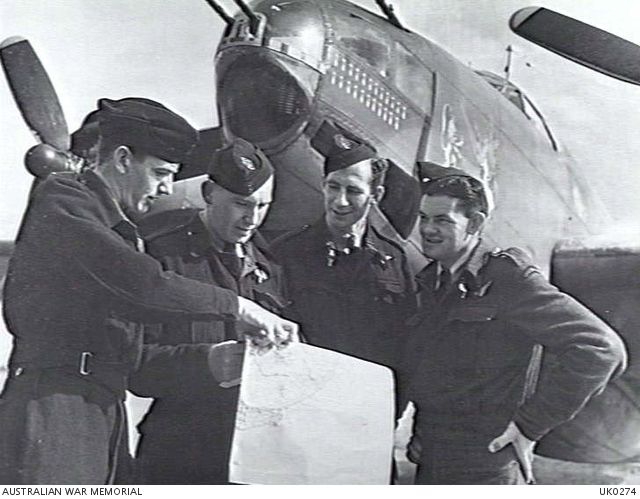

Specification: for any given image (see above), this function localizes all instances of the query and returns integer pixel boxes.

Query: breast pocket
[375,277,408,305]
[450,303,523,373]
[447,304,501,370]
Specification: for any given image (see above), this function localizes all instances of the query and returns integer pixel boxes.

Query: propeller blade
[0,36,70,150]
[510,7,640,86]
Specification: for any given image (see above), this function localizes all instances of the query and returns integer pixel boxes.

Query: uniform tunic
[0,171,238,485]
[129,209,288,484]
[272,218,416,373]
[399,241,627,484]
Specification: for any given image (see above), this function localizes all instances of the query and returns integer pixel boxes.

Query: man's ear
[466,212,487,235]
[372,185,385,204]
[201,180,215,204]
[113,145,133,174]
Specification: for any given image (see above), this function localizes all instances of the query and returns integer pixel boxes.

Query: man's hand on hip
[489,421,537,484]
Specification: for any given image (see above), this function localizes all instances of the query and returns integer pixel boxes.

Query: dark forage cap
[417,161,489,214]
[208,138,274,196]
[311,120,377,176]
[70,97,198,163]
[379,159,422,239]
[417,161,471,184]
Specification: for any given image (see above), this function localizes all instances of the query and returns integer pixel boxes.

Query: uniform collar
[79,169,137,231]
[416,238,493,292]
[181,213,211,258]
[318,218,380,249]
[77,170,145,250]
[316,218,394,269]
[189,213,268,279]
[461,238,494,278]
[198,211,256,259]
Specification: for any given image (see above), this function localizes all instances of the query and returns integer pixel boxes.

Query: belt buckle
[79,351,93,376]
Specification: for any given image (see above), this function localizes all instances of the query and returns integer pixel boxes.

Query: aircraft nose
[217,52,314,148]
[215,0,325,150]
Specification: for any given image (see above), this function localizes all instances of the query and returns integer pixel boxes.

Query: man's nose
[420,219,437,235]
[157,180,173,196]
[333,189,348,206]
[244,205,260,225]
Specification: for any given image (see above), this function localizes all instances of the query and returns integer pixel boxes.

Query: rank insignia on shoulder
[489,247,540,277]
[491,247,534,267]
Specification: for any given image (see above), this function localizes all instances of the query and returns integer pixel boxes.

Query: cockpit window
[394,42,434,116]
[476,70,557,150]
[339,37,389,74]
[333,13,390,75]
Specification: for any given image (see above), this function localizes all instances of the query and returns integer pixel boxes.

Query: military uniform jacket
[130,208,287,396]
[128,209,288,484]
[0,171,239,484]
[399,241,626,456]
[272,218,416,370]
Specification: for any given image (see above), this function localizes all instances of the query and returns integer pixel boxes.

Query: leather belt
[9,350,128,400]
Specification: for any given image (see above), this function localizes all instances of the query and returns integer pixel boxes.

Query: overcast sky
[1,0,640,241]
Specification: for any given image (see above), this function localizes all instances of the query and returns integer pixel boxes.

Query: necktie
[220,243,244,278]
[435,268,451,300]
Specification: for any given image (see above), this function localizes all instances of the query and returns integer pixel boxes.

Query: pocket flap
[378,277,406,294]
[450,304,497,322]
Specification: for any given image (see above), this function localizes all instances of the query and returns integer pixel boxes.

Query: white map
[229,342,395,485]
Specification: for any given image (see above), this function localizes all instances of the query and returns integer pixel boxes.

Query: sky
[1,0,640,242]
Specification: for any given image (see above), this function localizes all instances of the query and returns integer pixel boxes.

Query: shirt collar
[196,211,242,255]
[327,228,365,251]
[318,218,396,268]
[416,238,491,291]
[447,237,481,280]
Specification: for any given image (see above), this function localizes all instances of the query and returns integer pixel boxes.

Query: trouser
[135,430,232,485]
[414,440,527,485]
[0,367,130,484]
[134,392,238,485]
[416,459,526,484]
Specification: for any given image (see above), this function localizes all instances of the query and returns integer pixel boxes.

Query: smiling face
[419,194,481,269]
[323,160,381,235]
[202,176,274,245]
[117,149,179,222]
